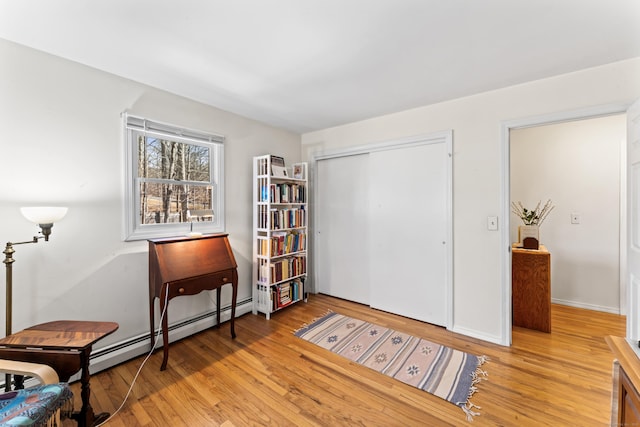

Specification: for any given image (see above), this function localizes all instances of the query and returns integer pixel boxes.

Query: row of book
[258,256,306,284]
[257,207,306,230]
[260,183,306,204]
[272,279,304,310]
[257,231,306,257]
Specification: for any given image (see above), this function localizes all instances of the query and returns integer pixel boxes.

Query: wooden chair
[0,359,73,426]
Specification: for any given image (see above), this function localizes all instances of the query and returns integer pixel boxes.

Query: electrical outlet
[571,213,580,224]
[487,216,498,231]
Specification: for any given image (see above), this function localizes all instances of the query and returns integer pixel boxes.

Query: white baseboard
[551,298,620,315]
[451,325,504,346]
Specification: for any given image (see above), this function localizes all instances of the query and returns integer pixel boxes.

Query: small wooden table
[0,320,118,427]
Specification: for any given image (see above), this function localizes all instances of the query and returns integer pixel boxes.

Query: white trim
[124,113,225,144]
[451,325,503,346]
[629,274,640,341]
[550,298,620,315]
[313,130,452,160]
[500,103,630,346]
[312,130,454,330]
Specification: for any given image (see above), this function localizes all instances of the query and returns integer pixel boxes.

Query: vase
[518,225,539,249]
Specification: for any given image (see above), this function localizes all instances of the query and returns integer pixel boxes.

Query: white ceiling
[1,0,639,133]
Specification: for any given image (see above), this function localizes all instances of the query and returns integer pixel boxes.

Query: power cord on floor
[95,285,170,426]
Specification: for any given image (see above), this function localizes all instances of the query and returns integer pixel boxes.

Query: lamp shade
[20,207,68,224]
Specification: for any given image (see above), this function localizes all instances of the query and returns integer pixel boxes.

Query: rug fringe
[292,309,334,334]
[459,355,489,422]
[462,402,482,422]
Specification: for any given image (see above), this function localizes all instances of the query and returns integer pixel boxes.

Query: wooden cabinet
[512,244,551,332]
[607,336,640,425]
[252,155,308,319]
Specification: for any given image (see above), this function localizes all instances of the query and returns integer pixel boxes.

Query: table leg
[70,347,109,427]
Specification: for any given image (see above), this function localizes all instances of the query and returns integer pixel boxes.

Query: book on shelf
[270,155,285,167]
[259,256,306,284]
[271,165,288,178]
[269,207,306,230]
[269,183,306,204]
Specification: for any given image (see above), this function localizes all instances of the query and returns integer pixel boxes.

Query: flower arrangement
[511,199,554,226]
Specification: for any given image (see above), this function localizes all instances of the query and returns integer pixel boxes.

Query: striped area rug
[294,311,488,421]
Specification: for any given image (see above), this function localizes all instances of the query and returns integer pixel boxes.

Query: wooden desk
[512,244,551,332]
[606,336,640,426]
[0,320,119,427]
[148,233,238,371]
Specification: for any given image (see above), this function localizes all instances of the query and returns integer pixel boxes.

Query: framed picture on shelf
[293,164,304,179]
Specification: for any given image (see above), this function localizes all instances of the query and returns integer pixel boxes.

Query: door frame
[312,130,454,329]
[500,103,630,345]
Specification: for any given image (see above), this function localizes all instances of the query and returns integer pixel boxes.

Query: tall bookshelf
[252,155,308,319]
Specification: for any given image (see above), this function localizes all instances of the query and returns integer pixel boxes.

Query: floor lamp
[3,207,67,391]
[3,207,68,338]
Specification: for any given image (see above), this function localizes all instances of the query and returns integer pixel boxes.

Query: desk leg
[159,288,170,371]
[216,287,221,330]
[70,347,109,427]
[149,294,156,349]
[230,280,237,339]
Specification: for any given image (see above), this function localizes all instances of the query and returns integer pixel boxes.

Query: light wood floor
[66,294,625,426]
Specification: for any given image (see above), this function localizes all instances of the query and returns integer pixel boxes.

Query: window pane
[139,181,214,224]
[137,136,210,182]
[124,114,224,241]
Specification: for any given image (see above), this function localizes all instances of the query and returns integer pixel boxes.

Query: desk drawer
[167,269,235,298]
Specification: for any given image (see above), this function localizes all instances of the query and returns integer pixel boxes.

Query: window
[123,114,225,241]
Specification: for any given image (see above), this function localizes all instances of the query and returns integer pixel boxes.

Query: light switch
[571,213,580,224]
[487,216,498,231]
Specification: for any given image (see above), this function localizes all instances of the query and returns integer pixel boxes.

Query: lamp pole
[3,243,15,339]
[3,238,39,392]
[3,238,38,337]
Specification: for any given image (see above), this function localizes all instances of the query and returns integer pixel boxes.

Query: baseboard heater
[77,298,253,380]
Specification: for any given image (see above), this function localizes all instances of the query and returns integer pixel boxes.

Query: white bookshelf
[252,155,308,319]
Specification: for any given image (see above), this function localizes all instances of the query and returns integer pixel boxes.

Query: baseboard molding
[551,298,620,315]
[76,298,253,380]
[451,325,504,346]
[9,299,253,389]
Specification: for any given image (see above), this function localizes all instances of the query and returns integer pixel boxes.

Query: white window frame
[123,113,225,241]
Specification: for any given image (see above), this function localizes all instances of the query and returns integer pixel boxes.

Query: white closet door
[369,142,448,326]
[316,154,370,304]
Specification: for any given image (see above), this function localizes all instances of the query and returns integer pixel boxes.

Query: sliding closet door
[369,141,449,326]
[316,154,370,304]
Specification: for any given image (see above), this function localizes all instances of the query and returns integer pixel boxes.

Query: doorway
[501,105,628,345]
[510,115,625,312]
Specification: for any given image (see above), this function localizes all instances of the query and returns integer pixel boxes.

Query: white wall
[510,115,625,313]
[302,57,640,344]
[0,39,301,362]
